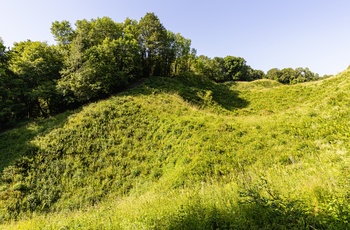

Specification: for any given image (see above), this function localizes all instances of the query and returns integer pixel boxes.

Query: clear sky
[1,0,350,75]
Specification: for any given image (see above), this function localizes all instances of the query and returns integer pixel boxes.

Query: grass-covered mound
[1,72,350,229]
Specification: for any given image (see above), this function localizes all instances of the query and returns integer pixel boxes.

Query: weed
[2,72,350,228]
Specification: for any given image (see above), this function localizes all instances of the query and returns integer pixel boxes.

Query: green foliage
[266,67,320,84]
[170,32,193,75]
[192,55,264,82]
[59,37,141,102]
[75,17,123,48]
[223,56,249,81]
[50,20,75,45]
[0,39,27,129]
[0,37,6,67]
[57,17,128,102]
[248,68,266,81]
[57,13,193,103]
[2,71,350,228]
[1,13,323,131]
[8,40,64,117]
[0,12,347,229]
[138,74,248,111]
[139,12,173,77]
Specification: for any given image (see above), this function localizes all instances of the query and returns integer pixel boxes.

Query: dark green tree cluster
[9,41,64,117]
[54,14,194,102]
[0,12,323,130]
[0,38,22,128]
[0,39,64,129]
[191,55,265,82]
[265,67,320,84]
[0,13,194,129]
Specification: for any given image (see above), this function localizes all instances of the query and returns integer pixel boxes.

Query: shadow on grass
[0,74,246,172]
[0,110,75,172]
[164,198,345,230]
[123,74,249,111]
[0,74,248,223]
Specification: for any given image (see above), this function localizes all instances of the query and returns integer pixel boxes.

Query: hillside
[1,71,350,229]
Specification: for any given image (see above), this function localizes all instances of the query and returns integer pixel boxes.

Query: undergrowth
[1,72,350,229]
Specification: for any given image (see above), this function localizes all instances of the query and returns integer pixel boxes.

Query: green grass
[1,71,350,229]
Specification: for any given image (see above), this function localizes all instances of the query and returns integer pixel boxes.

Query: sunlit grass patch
[2,73,350,228]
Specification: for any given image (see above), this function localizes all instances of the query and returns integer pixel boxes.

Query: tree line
[0,12,325,130]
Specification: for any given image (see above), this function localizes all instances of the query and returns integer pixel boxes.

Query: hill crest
[1,71,350,229]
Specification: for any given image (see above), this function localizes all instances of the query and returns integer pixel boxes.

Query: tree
[170,32,192,75]
[265,67,319,84]
[0,38,27,129]
[51,20,75,45]
[294,67,319,83]
[223,56,249,81]
[191,55,212,76]
[58,17,142,102]
[9,40,64,117]
[59,37,140,102]
[74,17,123,48]
[139,12,170,77]
[280,68,297,84]
[0,37,5,71]
[208,57,225,81]
[191,55,255,82]
[248,68,265,80]
[122,18,140,41]
[0,68,25,129]
[266,68,281,81]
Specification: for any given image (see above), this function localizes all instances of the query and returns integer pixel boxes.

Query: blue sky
[1,0,350,75]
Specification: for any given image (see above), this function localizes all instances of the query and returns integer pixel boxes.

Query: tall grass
[1,72,350,229]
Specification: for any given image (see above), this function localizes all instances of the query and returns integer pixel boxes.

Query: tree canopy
[0,13,324,130]
[266,67,320,84]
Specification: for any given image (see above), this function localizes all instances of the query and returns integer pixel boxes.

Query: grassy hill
[1,70,350,229]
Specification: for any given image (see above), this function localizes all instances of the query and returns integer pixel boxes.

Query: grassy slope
[1,71,350,229]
